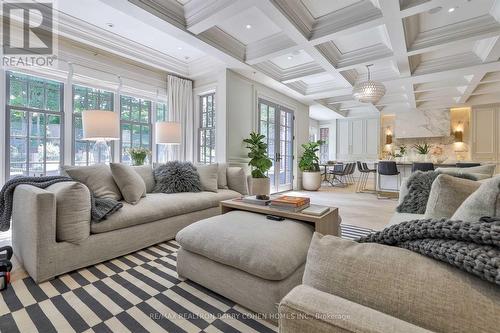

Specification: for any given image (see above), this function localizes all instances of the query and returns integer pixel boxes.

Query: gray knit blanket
[0,176,122,231]
[358,217,500,286]
[397,170,476,214]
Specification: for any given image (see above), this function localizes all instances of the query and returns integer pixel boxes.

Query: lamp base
[91,140,111,164]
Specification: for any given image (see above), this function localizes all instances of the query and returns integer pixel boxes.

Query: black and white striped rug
[0,224,372,333]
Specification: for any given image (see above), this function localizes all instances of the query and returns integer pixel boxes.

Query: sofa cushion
[63,164,122,200]
[226,167,248,195]
[388,212,423,226]
[46,181,91,244]
[176,210,314,280]
[110,163,146,204]
[217,163,228,189]
[91,189,240,234]
[424,174,480,219]
[302,233,500,333]
[153,161,202,193]
[436,164,496,178]
[196,164,218,192]
[452,176,500,222]
[132,165,155,193]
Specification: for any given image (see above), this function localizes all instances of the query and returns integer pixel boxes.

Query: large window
[6,72,64,178]
[319,127,329,163]
[120,95,152,164]
[198,92,216,164]
[156,102,169,162]
[72,85,114,166]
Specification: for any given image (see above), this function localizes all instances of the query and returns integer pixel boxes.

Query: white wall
[225,70,309,189]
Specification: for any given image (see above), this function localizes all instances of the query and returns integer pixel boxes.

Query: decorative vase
[252,177,271,200]
[131,157,146,166]
[302,171,322,191]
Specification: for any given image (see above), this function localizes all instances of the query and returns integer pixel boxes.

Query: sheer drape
[167,75,194,161]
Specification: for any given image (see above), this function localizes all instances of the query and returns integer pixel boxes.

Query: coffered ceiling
[97,0,500,118]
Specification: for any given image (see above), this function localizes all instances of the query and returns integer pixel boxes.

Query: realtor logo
[2,1,57,67]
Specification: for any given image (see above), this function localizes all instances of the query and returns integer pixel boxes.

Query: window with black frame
[6,71,64,179]
[72,85,114,166]
[120,95,152,164]
[198,92,216,164]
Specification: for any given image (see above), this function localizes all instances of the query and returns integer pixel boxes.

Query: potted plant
[243,132,273,199]
[412,143,431,161]
[299,140,324,191]
[127,147,151,166]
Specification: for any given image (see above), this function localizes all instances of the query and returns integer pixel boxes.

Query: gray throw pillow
[217,163,228,189]
[110,163,146,204]
[196,164,218,192]
[153,161,202,193]
[132,165,155,193]
[63,164,122,200]
[424,174,481,219]
[226,167,249,195]
[452,176,500,222]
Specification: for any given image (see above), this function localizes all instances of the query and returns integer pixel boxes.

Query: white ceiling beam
[379,0,415,109]
[185,0,254,34]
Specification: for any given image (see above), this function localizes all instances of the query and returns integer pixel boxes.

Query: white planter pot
[302,171,322,191]
[252,177,270,199]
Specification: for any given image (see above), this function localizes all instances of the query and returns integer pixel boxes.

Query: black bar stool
[411,162,434,172]
[377,161,400,199]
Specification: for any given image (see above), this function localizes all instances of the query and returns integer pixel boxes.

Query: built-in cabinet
[471,105,500,174]
[336,117,379,161]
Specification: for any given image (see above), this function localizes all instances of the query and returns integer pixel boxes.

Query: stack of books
[270,196,310,212]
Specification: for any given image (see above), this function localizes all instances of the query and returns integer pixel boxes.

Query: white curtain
[167,75,194,161]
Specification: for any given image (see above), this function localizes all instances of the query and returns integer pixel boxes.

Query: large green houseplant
[299,140,324,191]
[243,132,273,199]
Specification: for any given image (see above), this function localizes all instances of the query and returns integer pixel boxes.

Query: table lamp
[82,110,120,163]
[156,122,181,162]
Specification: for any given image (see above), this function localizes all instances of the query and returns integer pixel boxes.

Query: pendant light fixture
[352,64,386,105]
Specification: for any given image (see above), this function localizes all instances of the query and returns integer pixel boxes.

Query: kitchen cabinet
[336,117,380,161]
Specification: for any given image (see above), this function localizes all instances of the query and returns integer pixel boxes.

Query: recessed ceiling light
[448,7,457,12]
[105,23,114,28]
[287,56,293,60]
[177,46,183,50]
[245,24,252,29]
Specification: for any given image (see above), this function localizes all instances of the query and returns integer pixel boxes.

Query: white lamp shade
[82,110,120,140]
[156,122,181,144]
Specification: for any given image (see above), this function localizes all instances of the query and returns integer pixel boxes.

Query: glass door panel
[258,98,294,193]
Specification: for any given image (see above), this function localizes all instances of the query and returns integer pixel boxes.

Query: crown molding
[56,10,190,76]
[253,60,324,82]
[245,33,297,64]
[412,52,482,75]
[316,41,393,68]
[129,0,186,29]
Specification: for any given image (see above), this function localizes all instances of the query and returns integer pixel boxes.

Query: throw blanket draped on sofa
[358,217,500,286]
[0,176,122,231]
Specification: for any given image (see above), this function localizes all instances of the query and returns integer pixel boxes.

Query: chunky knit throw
[0,176,123,231]
[358,217,500,286]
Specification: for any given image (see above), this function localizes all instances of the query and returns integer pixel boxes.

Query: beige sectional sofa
[279,171,500,333]
[12,164,248,283]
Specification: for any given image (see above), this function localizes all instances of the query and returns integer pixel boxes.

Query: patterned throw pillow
[153,161,202,193]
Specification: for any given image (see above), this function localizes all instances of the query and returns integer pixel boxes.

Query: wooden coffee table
[220,198,340,236]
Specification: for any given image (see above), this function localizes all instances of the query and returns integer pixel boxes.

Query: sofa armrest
[279,285,432,333]
[12,185,57,282]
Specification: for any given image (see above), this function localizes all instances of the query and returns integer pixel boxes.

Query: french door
[258,98,294,193]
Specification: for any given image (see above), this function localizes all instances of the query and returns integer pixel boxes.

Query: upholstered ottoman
[176,210,314,319]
